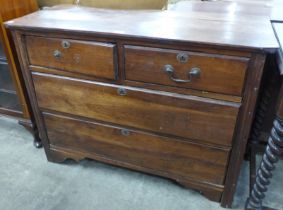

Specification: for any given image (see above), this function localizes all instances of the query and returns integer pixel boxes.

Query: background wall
[37,0,175,9]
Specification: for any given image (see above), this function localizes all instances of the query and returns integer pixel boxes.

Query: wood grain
[44,112,230,185]
[32,72,240,147]
[47,145,225,202]
[26,36,117,80]
[221,53,266,207]
[0,0,38,22]
[125,45,249,96]
[8,3,274,206]
[29,64,243,103]
[5,5,278,51]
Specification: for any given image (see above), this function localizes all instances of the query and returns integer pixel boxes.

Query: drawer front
[33,72,240,146]
[26,36,117,80]
[124,46,249,96]
[44,112,230,185]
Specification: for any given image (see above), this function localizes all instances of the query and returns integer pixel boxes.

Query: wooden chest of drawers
[6,5,278,208]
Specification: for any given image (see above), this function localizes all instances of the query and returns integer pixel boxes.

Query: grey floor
[0,116,282,210]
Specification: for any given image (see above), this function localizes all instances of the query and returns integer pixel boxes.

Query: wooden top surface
[170,0,283,22]
[5,4,278,51]
[219,0,283,21]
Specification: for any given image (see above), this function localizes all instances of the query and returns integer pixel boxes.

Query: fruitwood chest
[6,5,279,208]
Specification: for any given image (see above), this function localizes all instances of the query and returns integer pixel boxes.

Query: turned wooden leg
[247,60,277,188]
[250,145,257,194]
[19,120,42,148]
[246,118,283,210]
[248,91,270,194]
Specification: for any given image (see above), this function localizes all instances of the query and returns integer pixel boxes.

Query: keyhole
[62,40,71,49]
[117,88,127,96]
[177,53,189,63]
[121,129,130,136]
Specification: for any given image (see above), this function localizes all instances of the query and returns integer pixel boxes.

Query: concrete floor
[0,116,282,210]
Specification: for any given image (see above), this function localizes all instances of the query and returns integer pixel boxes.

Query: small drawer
[44,112,230,185]
[124,46,249,96]
[32,72,240,146]
[26,36,117,80]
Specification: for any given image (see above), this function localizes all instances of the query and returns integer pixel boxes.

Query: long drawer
[124,45,249,96]
[32,72,240,146]
[26,36,117,80]
[43,112,230,185]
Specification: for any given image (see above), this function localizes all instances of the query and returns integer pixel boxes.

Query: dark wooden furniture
[6,5,278,208]
[0,0,41,147]
[246,23,283,210]
[170,1,283,208]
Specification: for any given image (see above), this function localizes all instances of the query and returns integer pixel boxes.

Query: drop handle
[163,64,201,83]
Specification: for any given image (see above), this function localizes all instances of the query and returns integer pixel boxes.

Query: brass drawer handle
[163,64,201,83]
[53,50,62,59]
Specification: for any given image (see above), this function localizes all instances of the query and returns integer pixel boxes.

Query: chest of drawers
[6,5,278,208]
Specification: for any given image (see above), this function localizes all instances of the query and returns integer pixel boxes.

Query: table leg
[246,118,283,210]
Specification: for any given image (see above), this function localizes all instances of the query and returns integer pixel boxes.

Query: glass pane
[0,40,6,59]
[0,40,22,114]
[0,91,22,112]
[0,60,15,91]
